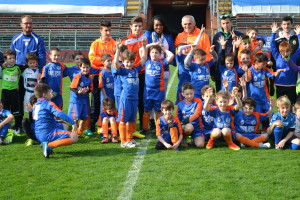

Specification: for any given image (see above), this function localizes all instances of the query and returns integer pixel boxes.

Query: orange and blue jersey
[208,106,235,129]
[177,98,203,131]
[69,73,93,103]
[33,98,75,142]
[201,101,216,132]
[271,33,300,86]
[187,59,214,98]
[270,112,296,135]
[247,66,275,103]
[114,65,142,100]
[231,110,268,134]
[64,65,100,81]
[219,65,239,92]
[41,62,66,96]
[144,58,167,101]
[156,116,183,139]
[99,69,114,99]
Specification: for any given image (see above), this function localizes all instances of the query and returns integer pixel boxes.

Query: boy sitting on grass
[33,83,78,158]
[267,96,300,150]
[0,99,14,145]
[156,100,183,151]
[204,90,242,150]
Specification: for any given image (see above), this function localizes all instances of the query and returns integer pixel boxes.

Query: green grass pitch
[0,64,299,200]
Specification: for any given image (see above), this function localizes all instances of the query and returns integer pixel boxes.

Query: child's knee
[103,117,109,123]
[71,134,78,143]
[222,128,231,136]
[184,124,194,134]
[194,137,205,148]
[211,128,221,138]
[109,117,116,123]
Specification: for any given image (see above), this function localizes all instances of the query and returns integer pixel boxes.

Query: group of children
[1,15,300,158]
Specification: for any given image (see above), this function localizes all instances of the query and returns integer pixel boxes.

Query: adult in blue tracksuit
[10,15,46,133]
[212,14,243,92]
[144,15,176,90]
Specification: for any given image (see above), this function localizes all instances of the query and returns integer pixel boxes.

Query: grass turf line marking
[118,69,175,200]
[166,67,178,98]
[117,135,152,200]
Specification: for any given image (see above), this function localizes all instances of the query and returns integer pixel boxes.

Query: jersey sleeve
[98,71,104,88]
[70,74,81,89]
[189,99,203,122]
[88,41,103,68]
[37,37,47,70]
[156,118,162,136]
[265,67,275,78]
[49,102,75,125]
[90,67,100,75]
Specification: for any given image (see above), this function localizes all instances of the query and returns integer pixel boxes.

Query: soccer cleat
[0,136,4,145]
[79,133,89,139]
[13,128,21,136]
[120,142,127,148]
[25,139,34,146]
[42,142,53,158]
[228,143,240,150]
[206,139,215,149]
[259,142,271,149]
[132,131,145,138]
[84,129,94,136]
[111,136,118,143]
[180,139,188,147]
[125,141,136,148]
[131,139,140,146]
[4,130,14,144]
[101,137,109,143]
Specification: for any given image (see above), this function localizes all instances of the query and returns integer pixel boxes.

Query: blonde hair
[216,90,230,100]
[276,96,291,108]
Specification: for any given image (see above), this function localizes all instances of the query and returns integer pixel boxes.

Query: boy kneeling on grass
[33,83,78,158]
[156,100,183,151]
[0,99,14,145]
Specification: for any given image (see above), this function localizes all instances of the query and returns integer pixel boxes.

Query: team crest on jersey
[206,68,209,73]
[106,77,110,83]
[261,75,265,79]
[217,117,221,122]
[240,120,244,125]
[25,41,29,46]
[128,73,132,77]
[80,82,84,87]
[251,120,256,125]
[156,66,160,70]
[147,64,151,69]
[253,76,257,81]
[56,65,61,70]
[225,118,231,123]
[197,68,201,74]
[293,40,297,45]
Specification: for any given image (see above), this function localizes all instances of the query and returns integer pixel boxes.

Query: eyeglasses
[219,14,231,19]
[22,22,32,25]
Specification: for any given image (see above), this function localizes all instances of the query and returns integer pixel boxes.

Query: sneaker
[180,139,188,147]
[101,137,109,143]
[98,133,105,139]
[206,139,215,149]
[79,134,89,139]
[260,142,271,149]
[125,141,136,148]
[131,139,140,146]
[0,136,4,145]
[120,142,127,148]
[25,139,34,146]
[111,136,118,143]
[42,142,53,158]
[228,143,240,150]
[4,130,14,144]
[85,129,94,136]
[132,131,145,138]
[240,143,246,148]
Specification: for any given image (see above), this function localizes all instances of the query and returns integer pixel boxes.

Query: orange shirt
[175,27,212,60]
[88,37,115,69]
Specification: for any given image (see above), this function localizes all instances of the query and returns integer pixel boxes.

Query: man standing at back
[89,21,115,132]
[10,15,46,134]
[175,15,212,60]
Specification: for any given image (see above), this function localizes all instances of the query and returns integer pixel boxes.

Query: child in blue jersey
[175,43,191,104]
[33,83,78,158]
[271,23,300,104]
[245,53,285,113]
[40,47,66,109]
[68,58,93,136]
[0,99,14,145]
[113,39,141,148]
[201,85,216,141]
[99,98,118,144]
[232,97,272,148]
[218,36,238,92]
[267,96,300,150]
[139,39,174,133]
[184,27,217,98]
[177,83,204,148]
[99,54,114,103]
[293,101,300,144]
[156,100,183,150]
[204,90,242,150]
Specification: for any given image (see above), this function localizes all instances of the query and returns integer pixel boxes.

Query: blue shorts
[115,96,120,110]
[203,129,212,141]
[46,128,71,142]
[68,102,89,120]
[52,94,63,109]
[144,98,163,112]
[118,98,138,123]
[255,101,270,113]
[0,124,10,137]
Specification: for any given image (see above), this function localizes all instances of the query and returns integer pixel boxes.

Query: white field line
[117,68,176,200]
[166,67,178,98]
[117,135,152,200]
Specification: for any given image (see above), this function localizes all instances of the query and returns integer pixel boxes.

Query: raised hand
[271,22,279,33]
[231,29,237,40]
[294,24,300,35]
[115,38,122,49]
[200,24,205,33]
[234,36,242,48]
[218,36,228,47]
